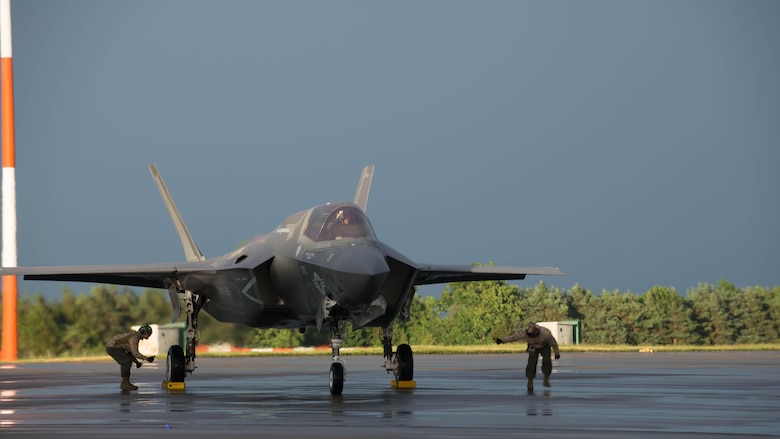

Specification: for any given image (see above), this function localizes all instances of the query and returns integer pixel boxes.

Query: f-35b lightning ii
[3,165,562,394]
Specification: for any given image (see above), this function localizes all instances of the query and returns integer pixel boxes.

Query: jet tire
[329,362,344,395]
[166,345,186,382]
[396,344,413,381]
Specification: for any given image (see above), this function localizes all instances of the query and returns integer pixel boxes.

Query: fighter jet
[3,165,562,394]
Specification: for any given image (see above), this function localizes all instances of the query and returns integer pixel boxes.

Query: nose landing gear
[329,321,347,395]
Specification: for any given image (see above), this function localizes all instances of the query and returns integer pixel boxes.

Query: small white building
[132,323,184,357]
[536,320,581,345]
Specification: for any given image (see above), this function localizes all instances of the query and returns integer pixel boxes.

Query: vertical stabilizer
[353,165,374,212]
[149,164,205,262]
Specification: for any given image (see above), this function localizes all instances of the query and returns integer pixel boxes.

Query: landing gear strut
[382,324,415,386]
[329,320,347,395]
[320,287,419,394]
[166,289,203,384]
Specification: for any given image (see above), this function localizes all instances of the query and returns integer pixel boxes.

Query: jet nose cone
[330,246,389,305]
[333,246,389,277]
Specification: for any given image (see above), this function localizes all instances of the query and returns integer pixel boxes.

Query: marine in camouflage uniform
[495,322,560,390]
[105,324,155,391]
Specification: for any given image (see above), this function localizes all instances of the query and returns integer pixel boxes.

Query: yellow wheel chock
[162,381,186,391]
[391,380,417,389]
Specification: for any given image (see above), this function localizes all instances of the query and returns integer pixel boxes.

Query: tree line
[2,279,778,358]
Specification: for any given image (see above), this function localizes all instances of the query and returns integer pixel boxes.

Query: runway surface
[2,351,779,438]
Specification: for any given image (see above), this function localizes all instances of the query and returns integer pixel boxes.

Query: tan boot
[120,377,138,391]
[543,375,551,387]
[527,377,534,390]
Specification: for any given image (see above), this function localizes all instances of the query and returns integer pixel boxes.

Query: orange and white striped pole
[1,0,18,361]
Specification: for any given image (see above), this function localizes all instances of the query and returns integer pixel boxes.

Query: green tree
[517,282,571,323]
[579,289,643,344]
[688,281,741,344]
[640,286,700,345]
[252,328,305,348]
[438,279,522,345]
[395,294,444,345]
[301,327,330,346]
[8,277,780,357]
[734,286,778,344]
[196,313,258,346]
[18,293,62,357]
[58,285,143,355]
[137,289,173,324]
[568,283,595,323]
[767,286,780,342]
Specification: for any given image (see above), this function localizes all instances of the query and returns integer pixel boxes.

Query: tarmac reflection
[1,352,778,438]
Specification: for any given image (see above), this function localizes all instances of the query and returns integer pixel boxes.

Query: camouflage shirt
[106,331,150,361]
[500,325,560,356]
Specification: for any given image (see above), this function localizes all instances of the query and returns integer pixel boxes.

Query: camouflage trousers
[106,346,134,378]
[525,344,552,379]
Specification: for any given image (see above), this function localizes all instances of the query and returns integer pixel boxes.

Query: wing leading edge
[1,263,211,290]
[413,264,563,286]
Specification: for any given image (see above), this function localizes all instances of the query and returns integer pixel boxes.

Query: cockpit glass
[304,204,375,242]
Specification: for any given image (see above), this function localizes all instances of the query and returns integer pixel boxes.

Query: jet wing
[0,263,208,289]
[413,264,563,286]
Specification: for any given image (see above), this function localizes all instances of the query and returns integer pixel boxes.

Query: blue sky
[4,1,779,300]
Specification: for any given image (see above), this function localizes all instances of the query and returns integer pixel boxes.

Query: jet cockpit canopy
[304,203,376,242]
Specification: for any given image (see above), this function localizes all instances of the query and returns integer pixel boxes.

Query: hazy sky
[4,1,779,300]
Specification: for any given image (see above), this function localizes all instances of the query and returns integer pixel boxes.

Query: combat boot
[527,377,534,390]
[120,377,138,391]
[543,375,551,387]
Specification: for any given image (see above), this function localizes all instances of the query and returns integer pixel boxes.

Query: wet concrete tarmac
[1,351,779,438]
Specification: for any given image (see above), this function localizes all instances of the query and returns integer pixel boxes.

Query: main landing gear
[164,289,203,390]
[382,325,415,389]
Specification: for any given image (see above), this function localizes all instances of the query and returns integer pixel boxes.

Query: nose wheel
[329,362,345,395]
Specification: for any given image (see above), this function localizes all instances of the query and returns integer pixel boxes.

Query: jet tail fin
[149,164,206,262]
[353,165,374,212]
